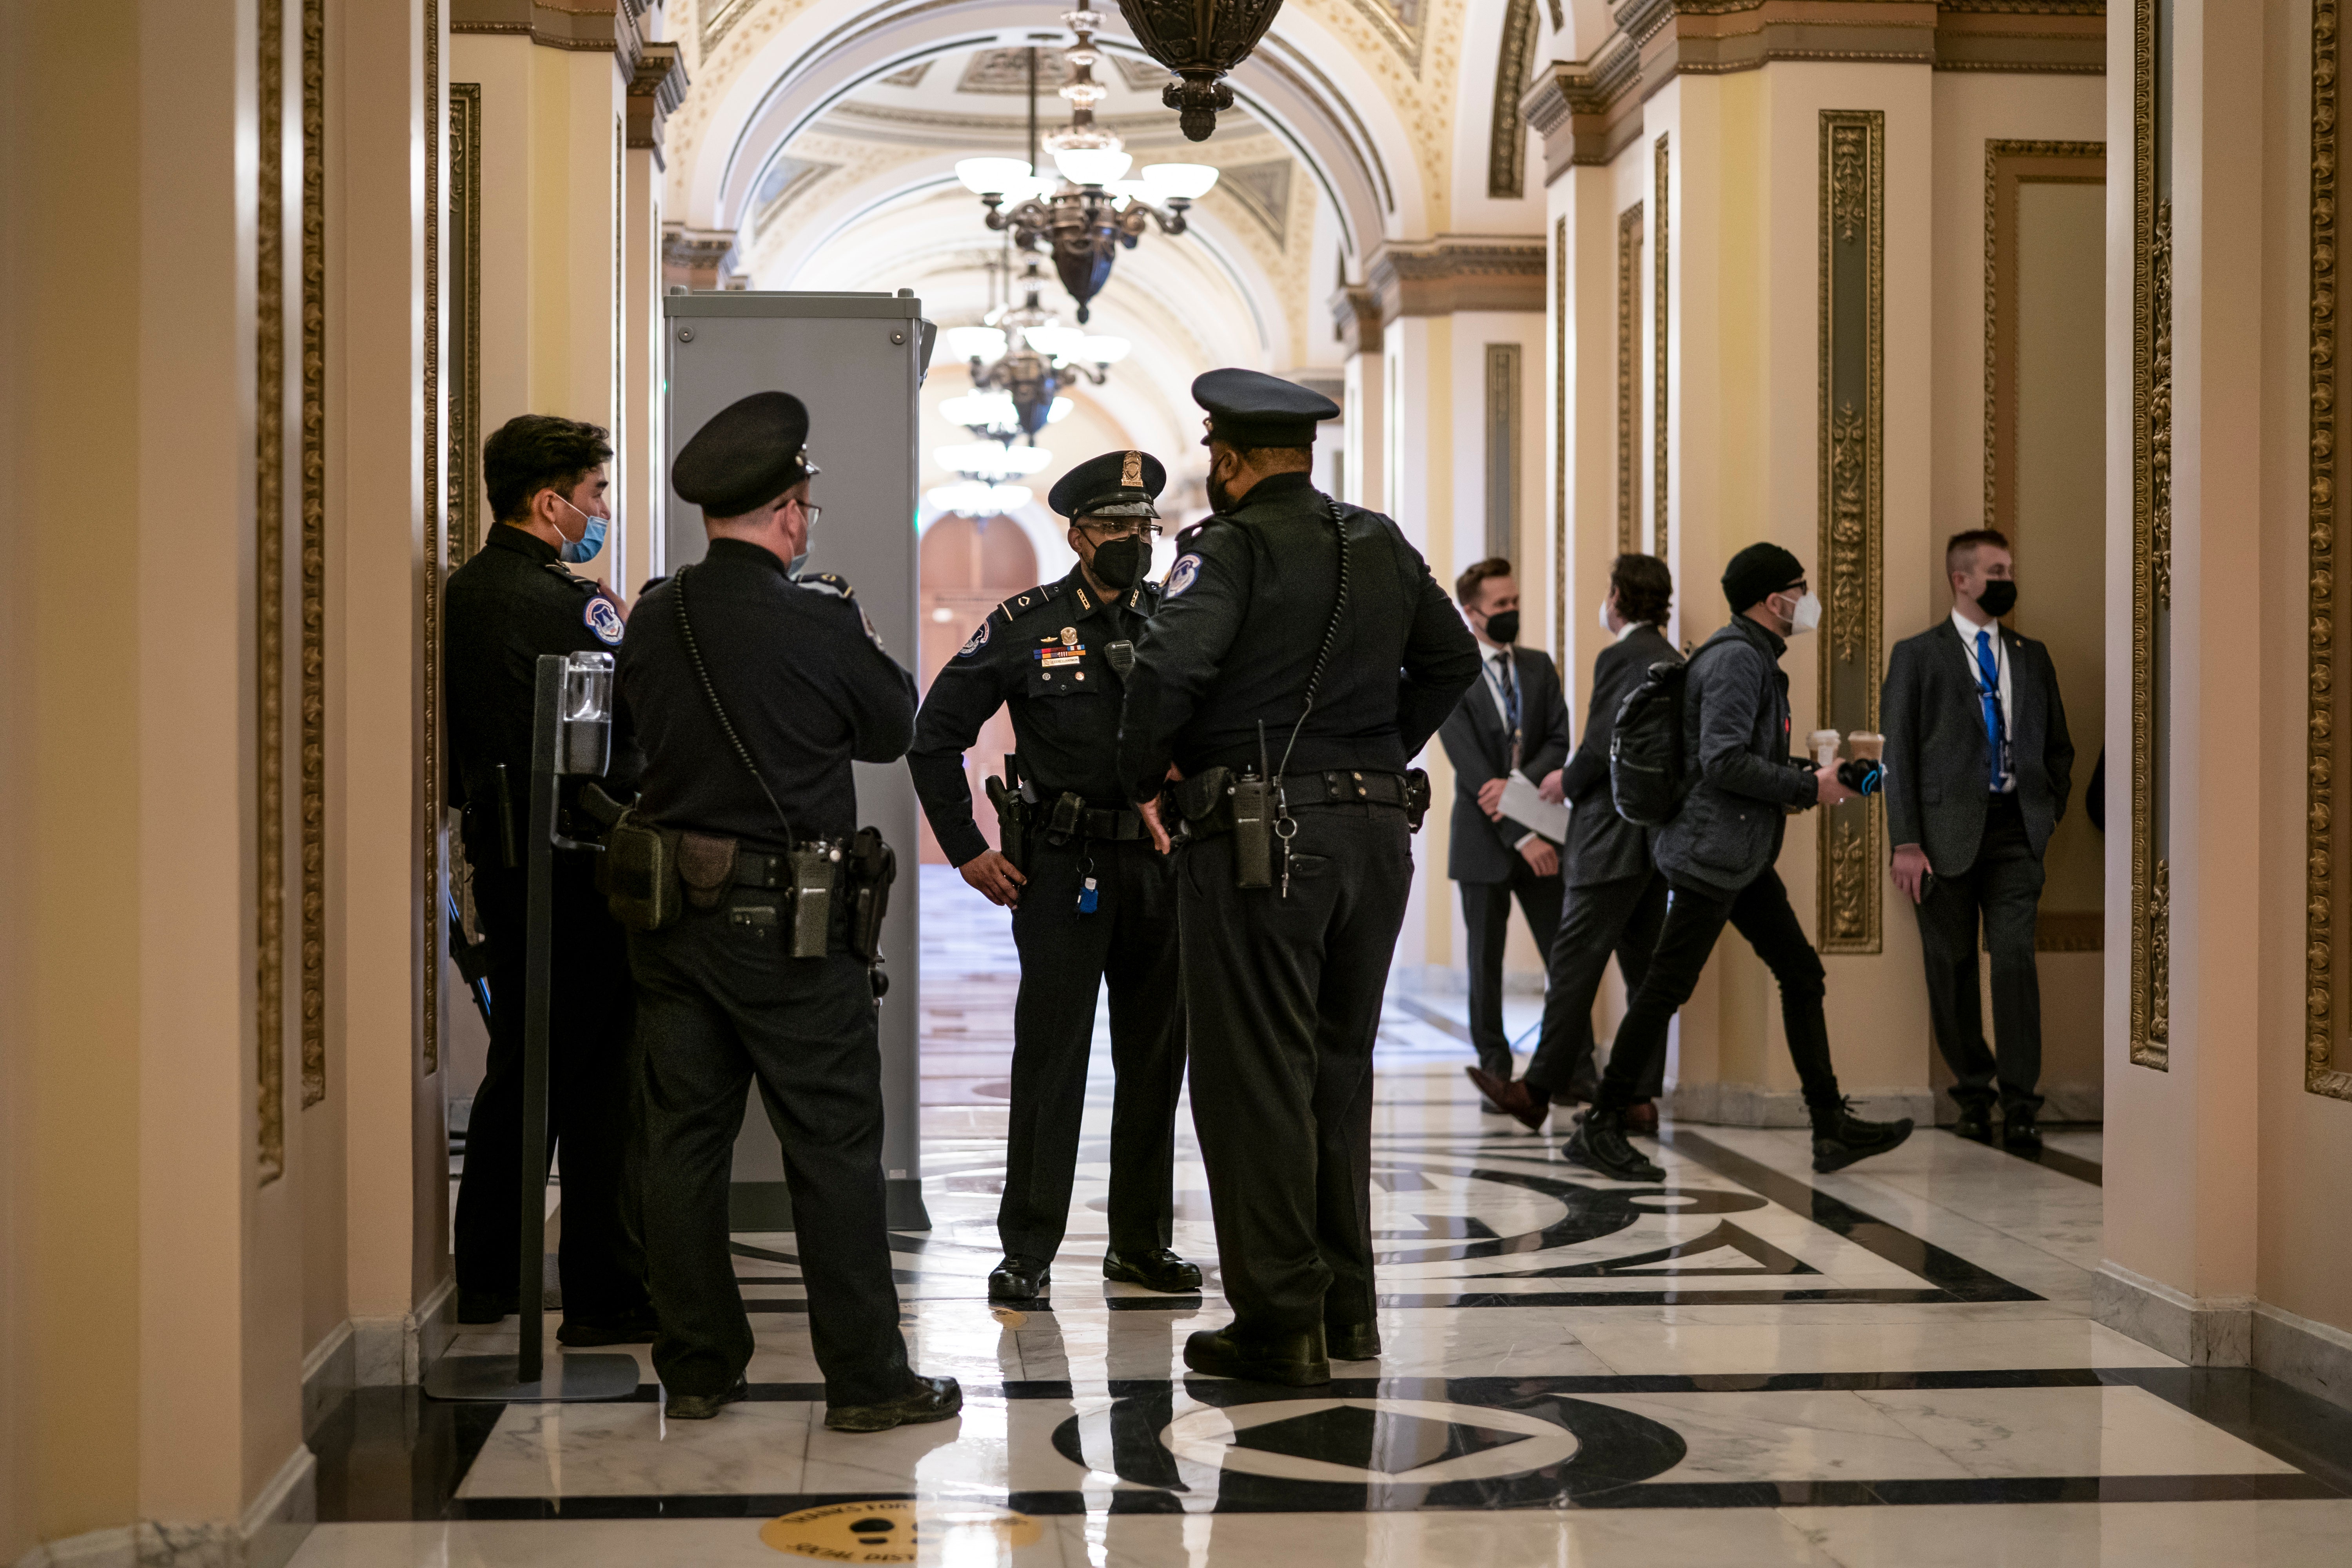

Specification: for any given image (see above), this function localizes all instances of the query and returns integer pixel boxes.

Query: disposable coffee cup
[1847,731,1885,761]
[1807,729,1842,768]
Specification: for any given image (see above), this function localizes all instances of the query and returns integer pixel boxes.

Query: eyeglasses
[793,502,822,530]
[1080,519,1160,541]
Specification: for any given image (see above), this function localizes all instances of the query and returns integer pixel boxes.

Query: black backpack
[1608,643,1726,827]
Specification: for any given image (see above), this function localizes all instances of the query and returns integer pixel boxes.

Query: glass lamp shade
[936,442,1053,481]
[940,326,1008,363]
[940,388,1021,436]
[926,480,1032,516]
[1047,396,1074,424]
[1051,145,1133,187]
[955,157,1035,196]
[1019,324,1089,363]
[1077,335,1130,365]
[1141,163,1220,201]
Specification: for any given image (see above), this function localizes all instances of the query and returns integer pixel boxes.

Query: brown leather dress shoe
[1464,1066,1550,1131]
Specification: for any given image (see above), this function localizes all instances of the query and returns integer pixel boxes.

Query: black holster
[847,827,896,964]
[985,775,1027,872]
[599,808,684,931]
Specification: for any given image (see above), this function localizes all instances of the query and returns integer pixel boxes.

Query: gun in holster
[985,753,1028,871]
[846,827,895,967]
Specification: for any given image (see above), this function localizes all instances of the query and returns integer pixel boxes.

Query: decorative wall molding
[1553,215,1569,663]
[662,224,735,289]
[452,0,620,51]
[424,0,444,1080]
[627,41,689,167]
[450,84,483,559]
[1651,136,1670,560]
[1329,282,1385,355]
[1489,0,1538,199]
[1523,3,2105,176]
[2129,0,2169,1070]
[1365,236,1548,321]
[300,0,327,1108]
[1817,109,1884,955]
[256,0,287,1183]
[1616,203,1643,556]
[1485,343,1524,562]
[2309,0,2352,1100]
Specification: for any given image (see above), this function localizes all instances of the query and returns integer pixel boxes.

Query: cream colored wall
[1383,315,1454,973]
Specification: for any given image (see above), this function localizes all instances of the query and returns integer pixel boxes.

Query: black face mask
[1975,579,2018,619]
[1483,608,1520,645]
[1090,533,1149,592]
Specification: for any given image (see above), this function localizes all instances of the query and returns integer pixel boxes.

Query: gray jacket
[1653,615,1818,894]
[1882,617,2073,873]
[1561,623,1677,885]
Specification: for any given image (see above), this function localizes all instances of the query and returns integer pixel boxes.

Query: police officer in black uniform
[907,450,1200,1305]
[1119,370,1481,1386]
[617,390,960,1430]
[444,413,653,1345]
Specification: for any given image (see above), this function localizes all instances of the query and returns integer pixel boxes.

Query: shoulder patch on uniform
[858,606,887,654]
[796,571,855,600]
[584,596,625,646]
[1164,553,1203,599]
[990,580,1062,627]
[956,619,990,658]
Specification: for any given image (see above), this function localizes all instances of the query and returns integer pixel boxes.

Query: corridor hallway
[292,870,2352,1566]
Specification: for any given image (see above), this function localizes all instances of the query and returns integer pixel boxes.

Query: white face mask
[1785,590,1823,636]
[1598,597,1615,635]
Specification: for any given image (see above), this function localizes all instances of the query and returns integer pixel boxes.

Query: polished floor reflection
[300,869,2352,1565]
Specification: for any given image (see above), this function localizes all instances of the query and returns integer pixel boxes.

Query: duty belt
[1172,767,1427,836]
[1008,793,1148,844]
[727,839,846,887]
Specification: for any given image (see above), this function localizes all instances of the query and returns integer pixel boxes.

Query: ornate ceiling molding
[1523,1,2104,175]
[454,0,626,51]
[1365,234,1547,321]
[628,41,692,165]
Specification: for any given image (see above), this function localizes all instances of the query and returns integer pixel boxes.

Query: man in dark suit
[1436,559,1572,1089]
[1884,528,2073,1149]
[1469,555,1676,1133]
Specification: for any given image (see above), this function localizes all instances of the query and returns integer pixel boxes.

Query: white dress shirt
[1951,607,2016,793]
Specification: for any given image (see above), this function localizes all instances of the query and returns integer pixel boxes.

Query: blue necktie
[1975,628,2005,791]
[1497,652,1522,768]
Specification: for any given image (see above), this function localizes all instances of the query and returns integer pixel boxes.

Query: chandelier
[939,259,1127,442]
[1114,0,1289,142]
[954,10,1219,323]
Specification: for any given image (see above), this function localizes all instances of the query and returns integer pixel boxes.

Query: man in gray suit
[1883,528,2073,1149]
[1436,559,1572,1087]
[1470,555,1676,1133]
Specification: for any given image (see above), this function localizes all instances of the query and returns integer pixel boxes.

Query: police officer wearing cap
[1118,370,1481,1386]
[617,390,961,1430]
[445,413,654,1345]
[907,450,1201,1306]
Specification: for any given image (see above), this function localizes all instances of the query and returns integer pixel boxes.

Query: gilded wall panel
[2310,0,2352,1098]
[2129,0,2169,1069]
[1817,110,1883,955]
[1616,203,1642,557]
[1652,135,1670,560]
[257,0,288,1182]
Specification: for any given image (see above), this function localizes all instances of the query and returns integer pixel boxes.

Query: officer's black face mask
[1482,608,1520,645]
[1975,577,2017,619]
[1090,533,1148,592]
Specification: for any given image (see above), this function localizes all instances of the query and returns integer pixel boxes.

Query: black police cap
[672,390,819,517]
[1047,449,1167,521]
[1192,368,1341,449]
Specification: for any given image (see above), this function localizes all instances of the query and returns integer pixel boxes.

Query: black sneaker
[664,1376,748,1421]
[987,1254,1050,1302]
[456,1288,518,1325]
[1566,1108,1666,1183]
[557,1303,658,1347]
[1811,1100,1915,1172]
[825,1374,963,1433]
[1183,1325,1331,1386]
[1103,1248,1203,1293]
[2001,1105,2043,1151]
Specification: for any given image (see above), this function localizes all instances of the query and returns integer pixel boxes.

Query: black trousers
[1915,794,2045,1114]
[1000,834,1185,1263]
[1457,858,1564,1074]
[1178,806,1413,1341]
[1525,869,1670,1100]
[1596,866,1842,1115]
[453,843,647,1321]
[630,898,912,1406]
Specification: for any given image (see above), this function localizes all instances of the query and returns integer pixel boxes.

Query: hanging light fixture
[946,258,1123,441]
[1114,0,1288,142]
[925,479,1036,517]
[953,10,1218,323]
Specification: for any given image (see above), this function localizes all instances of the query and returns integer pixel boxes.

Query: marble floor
[301,868,2352,1566]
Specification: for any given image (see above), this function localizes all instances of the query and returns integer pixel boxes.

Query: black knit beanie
[1721,542,1806,613]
